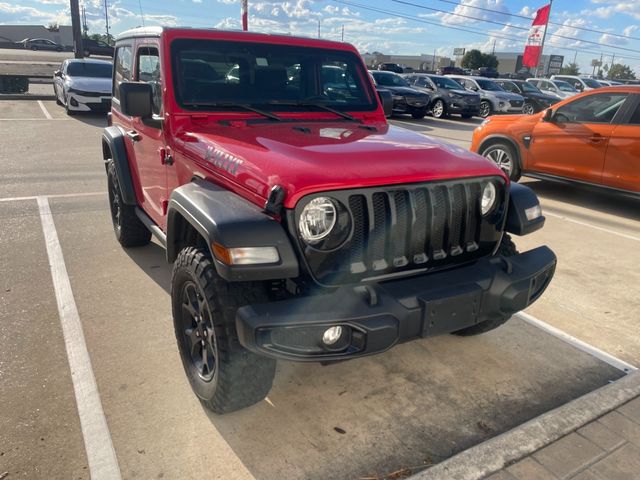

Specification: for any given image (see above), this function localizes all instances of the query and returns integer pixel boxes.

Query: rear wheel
[411,108,427,119]
[172,247,277,414]
[479,100,492,118]
[106,161,151,247]
[451,235,518,336]
[431,99,446,118]
[481,141,521,181]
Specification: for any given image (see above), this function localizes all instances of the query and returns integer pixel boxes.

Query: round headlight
[298,197,337,244]
[481,182,497,215]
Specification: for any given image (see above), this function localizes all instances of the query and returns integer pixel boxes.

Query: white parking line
[37,100,53,120]
[37,196,122,480]
[0,191,105,203]
[517,312,637,374]
[544,211,640,243]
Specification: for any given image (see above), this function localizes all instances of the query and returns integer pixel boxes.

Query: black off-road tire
[172,247,277,414]
[106,161,151,247]
[451,235,518,337]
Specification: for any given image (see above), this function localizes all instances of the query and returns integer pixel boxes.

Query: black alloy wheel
[179,282,217,381]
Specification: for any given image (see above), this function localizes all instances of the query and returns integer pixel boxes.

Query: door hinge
[159,146,174,166]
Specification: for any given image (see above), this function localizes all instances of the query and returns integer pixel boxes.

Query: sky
[1,0,639,74]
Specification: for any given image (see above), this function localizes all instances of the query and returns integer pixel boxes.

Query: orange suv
[471,86,640,195]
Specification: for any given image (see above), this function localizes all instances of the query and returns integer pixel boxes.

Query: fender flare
[101,126,137,205]
[166,179,299,282]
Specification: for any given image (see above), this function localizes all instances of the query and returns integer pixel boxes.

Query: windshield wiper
[266,100,362,123]
[182,102,283,121]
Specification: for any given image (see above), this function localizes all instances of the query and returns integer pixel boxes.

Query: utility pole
[341,24,344,42]
[241,0,248,31]
[317,19,321,39]
[81,4,88,38]
[491,39,496,55]
[70,0,84,58]
[432,49,436,71]
[104,0,110,43]
[534,0,553,77]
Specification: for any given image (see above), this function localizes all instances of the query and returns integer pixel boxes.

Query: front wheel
[479,100,492,118]
[523,102,535,115]
[451,235,518,336]
[431,99,446,118]
[172,247,277,414]
[481,141,521,181]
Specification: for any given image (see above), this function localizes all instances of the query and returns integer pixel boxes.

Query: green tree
[608,63,636,80]
[560,63,580,75]
[461,49,484,69]
[481,53,499,69]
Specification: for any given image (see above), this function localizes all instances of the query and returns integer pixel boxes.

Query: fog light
[70,96,79,107]
[322,326,343,345]
[525,204,542,221]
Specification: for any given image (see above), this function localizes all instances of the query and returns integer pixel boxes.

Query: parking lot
[1,100,639,480]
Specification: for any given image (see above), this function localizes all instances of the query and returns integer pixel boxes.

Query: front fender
[167,179,299,282]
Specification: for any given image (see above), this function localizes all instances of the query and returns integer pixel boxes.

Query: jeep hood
[175,121,506,209]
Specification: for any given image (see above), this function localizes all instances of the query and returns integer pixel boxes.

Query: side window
[539,82,550,91]
[501,82,516,93]
[114,45,132,102]
[627,101,640,125]
[136,46,162,115]
[555,93,628,124]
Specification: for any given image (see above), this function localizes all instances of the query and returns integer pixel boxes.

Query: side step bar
[135,207,167,248]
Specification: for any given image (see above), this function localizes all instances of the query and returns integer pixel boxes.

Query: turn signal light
[212,243,279,265]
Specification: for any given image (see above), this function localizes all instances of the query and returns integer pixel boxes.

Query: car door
[129,42,169,228]
[527,91,628,183]
[53,60,66,99]
[602,95,640,193]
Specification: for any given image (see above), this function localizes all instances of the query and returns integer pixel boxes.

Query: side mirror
[119,82,152,118]
[541,108,554,122]
[54,70,62,77]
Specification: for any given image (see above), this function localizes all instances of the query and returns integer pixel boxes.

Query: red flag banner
[523,4,551,68]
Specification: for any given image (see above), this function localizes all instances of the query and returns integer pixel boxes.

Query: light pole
[70,0,84,58]
[241,0,248,31]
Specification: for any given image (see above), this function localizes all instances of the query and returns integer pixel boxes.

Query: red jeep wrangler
[102,27,556,414]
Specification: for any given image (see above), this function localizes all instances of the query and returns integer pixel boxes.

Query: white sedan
[53,58,113,115]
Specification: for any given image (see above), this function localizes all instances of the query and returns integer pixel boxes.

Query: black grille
[509,100,523,107]
[291,177,506,286]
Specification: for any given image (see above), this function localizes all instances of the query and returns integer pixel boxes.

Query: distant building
[485,52,564,76]
[361,52,453,71]
[0,25,73,47]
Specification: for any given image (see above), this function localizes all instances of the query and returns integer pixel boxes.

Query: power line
[331,0,640,63]
[390,0,640,54]
[427,0,640,42]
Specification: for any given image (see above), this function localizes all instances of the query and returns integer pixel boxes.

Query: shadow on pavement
[70,112,109,127]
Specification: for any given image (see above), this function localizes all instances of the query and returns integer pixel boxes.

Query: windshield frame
[428,75,464,90]
[170,38,377,114]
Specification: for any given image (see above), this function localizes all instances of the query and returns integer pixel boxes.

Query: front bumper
[448,101,480,115]
[67,92,111,112]
[237,246,556,362]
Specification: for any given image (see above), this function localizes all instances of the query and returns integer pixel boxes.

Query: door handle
[126,130,142,142]
[589,134,605,143]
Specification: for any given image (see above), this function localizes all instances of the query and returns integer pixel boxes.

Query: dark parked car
[436,66,465,76]
[82,38,114,57]
[370,70,431,118]
[403,73,481,119]
[495,79,559,115]
[21,38,63,51]
[369,72,394,117]
[377,62,404,73]
[472,67,499,78]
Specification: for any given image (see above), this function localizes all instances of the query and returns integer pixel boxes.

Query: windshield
[371,72,410,87]
[476,79,503,91]
[171,39,375,112]
[582,78,603,88]
[520,82,541,93]
[431,76,464,90]
[67,62,112,78]
[555,80,578,92]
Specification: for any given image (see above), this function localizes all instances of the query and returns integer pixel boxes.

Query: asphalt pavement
[0,102,638,480]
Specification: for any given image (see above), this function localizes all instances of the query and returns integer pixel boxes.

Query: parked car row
[15,37,113,56]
